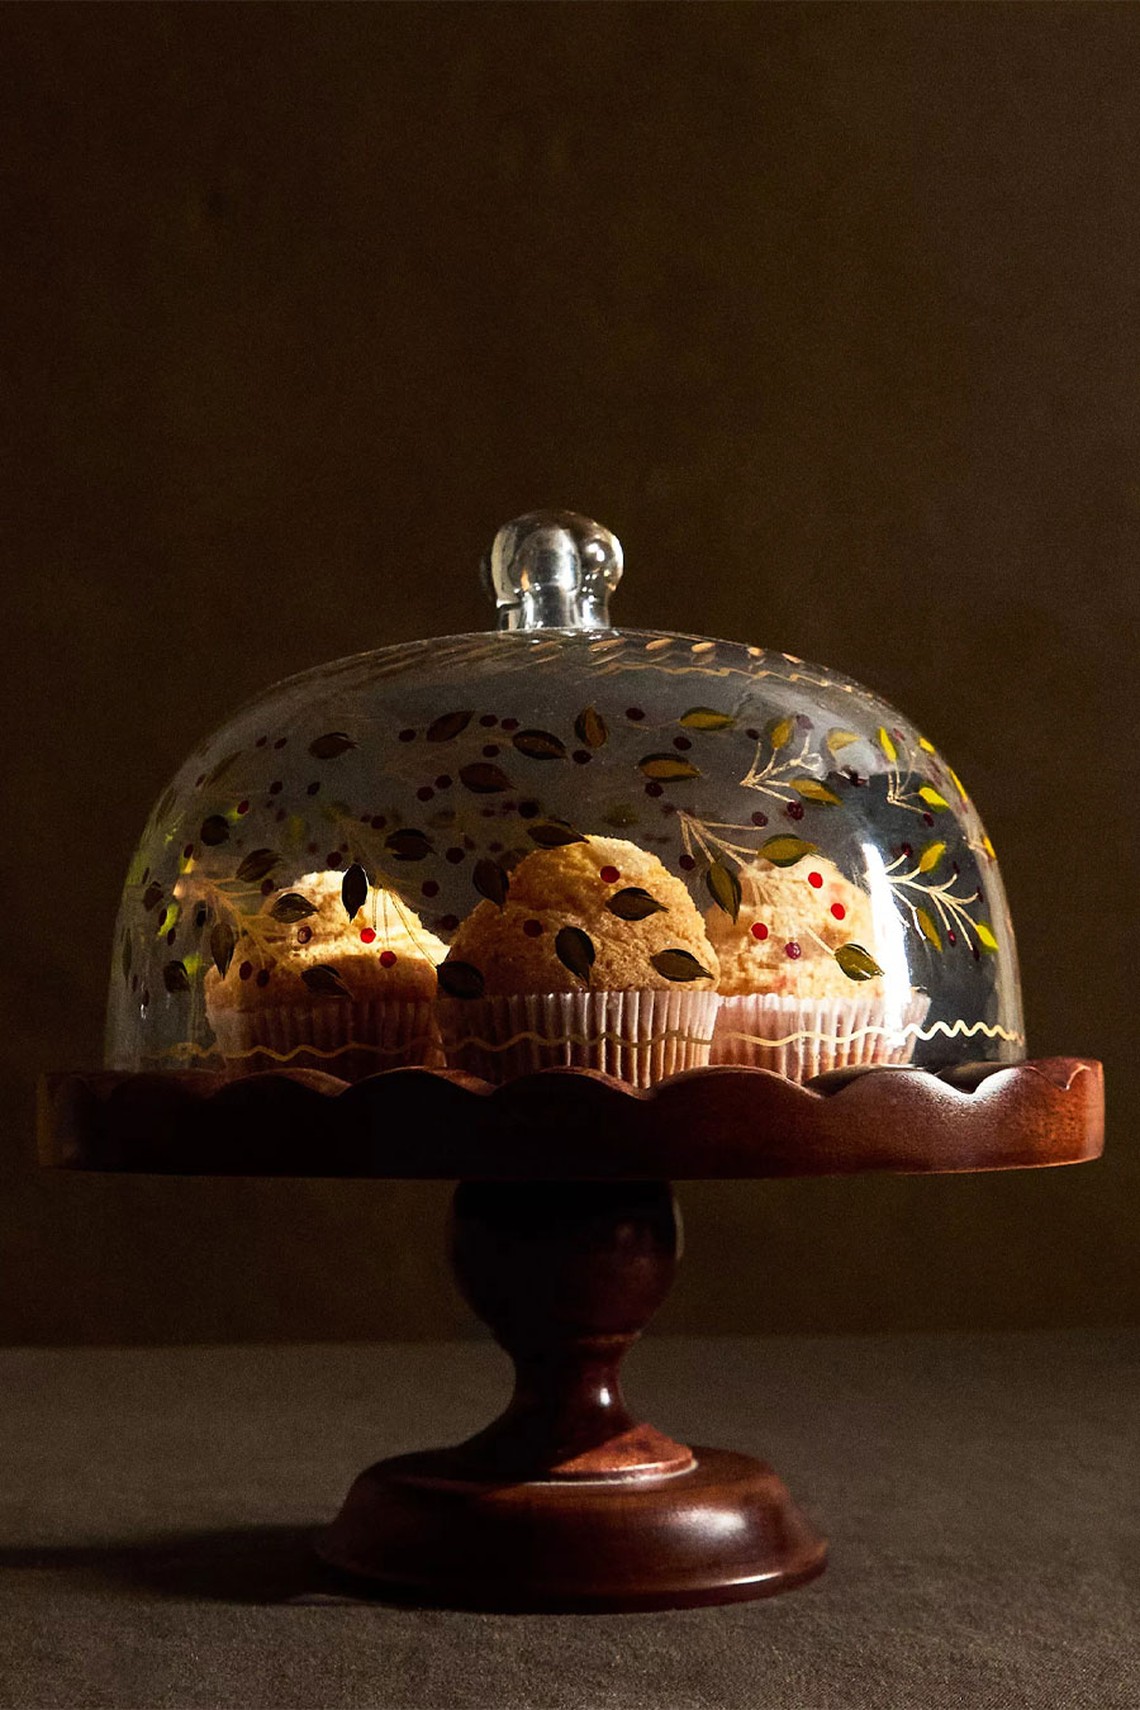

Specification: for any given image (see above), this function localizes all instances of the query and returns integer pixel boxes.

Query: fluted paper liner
[710,990,931,1081]
[210,998,443,1081]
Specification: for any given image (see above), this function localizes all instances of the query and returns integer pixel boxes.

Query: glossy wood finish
[318,1180,826,1609]
[40,1058,1104,1180]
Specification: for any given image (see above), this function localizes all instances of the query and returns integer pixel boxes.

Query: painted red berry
[435,775,452,790]
[831,903,846,921]
[808,871,823,889]
[274,737,287,750]
[380,950,397,968]
[751,923,769,941]
[523,919,543,938]
[480,714,498,727]
[439,914,459,932]
[785,941,802,959]
[239,961,253,981]
[646,782,664,798]
[422,880,440,898]
[255,969,270,988]
[398,729,416,743]
[326,852,343,868]
[237,800,250,815]
[572,750,592,764]
[626,707,645,721]
[256,736,268,748]
[679,855,696,872]
[600,866,620,883]
[446,847,466,863]
[269,781,283,795]
[360,928,376,944]
[501,718,519,731]
[673,736,691,751]
[751,811,769,827]
[296,926,312,944]
[417,786,434,802]
[786,802,805,821]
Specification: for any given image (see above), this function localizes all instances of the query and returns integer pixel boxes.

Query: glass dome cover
[106,510,1023,1085]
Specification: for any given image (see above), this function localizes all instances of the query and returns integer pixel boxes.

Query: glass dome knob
[485,510,624,633]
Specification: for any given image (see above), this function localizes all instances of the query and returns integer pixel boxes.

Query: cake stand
[40,1056,1103,1613]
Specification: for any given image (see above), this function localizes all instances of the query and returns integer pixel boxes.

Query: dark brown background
[2,3,1136,1342]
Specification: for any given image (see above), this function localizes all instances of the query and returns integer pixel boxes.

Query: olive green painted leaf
[918,736,937,755]
[574,707,608,748]
[835,942,884,982]
[528,821,586,848]
[705,860,742,922]
[236,848,280,883]
[916,907,942,950]
[308,732,356,760]
[200,815,230,847]
[948,767,969,803]
[759,835,817,867]
[120,934,132,983]
[512,728,566,761]
[768,715,795,751]
[210,921,236,977]
[877,726,898,764]
[437,960,485,1000]
[162,960,191,995]
[270,892,317,923]
[473,858,510,908]
[651,948,714,983]
[459,762,512,794]
[341,862,369,921]
[917,841,947,873]
[607,886,666,921]
[975,921,999,953]
[426,710,474,742]
[638,753,701,781]
[601,803,638,829]
[386,829,432,860]
[826,728,860,755]
[301,964,351,997]
[142,881,164,912]
[680,707,734,731]
[918,785,951,813]
[206,750,242,787]
[555,926,595,983]
[791,777,842,806]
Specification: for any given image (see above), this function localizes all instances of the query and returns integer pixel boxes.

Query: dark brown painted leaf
[199,815,229,847]
[386,828,432,861]
[555,926,595,983]
[606,886,666,921]
[308,732,356,760]
[651,948,714,983]
[638,753,701,781]
[437,960,486,1000]
[574,706,608,749]
[269,893,317,923]
[341,862,369,920]
[512,728,566,761]
[120,934,132,983]
[162,960,191,994]
[459,762,512,794]
[527,821,586,848]
[473,858,510,908]
[426,710,474,742]
[301,964,350,997]
[236,848,280,883]
[705,860,742,923]
[679,707,734,731]
[206,750,242,787]
[142,881,164,912]
[210,921,236,977]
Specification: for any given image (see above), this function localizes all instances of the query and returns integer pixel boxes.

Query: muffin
[436,835,721,1087]
[704,854,929,1079]
[204,870,447,1079]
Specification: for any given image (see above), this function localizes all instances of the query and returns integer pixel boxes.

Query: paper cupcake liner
[209,998,443,1081]
[437,989,722,1089]
[710,991,932,1081]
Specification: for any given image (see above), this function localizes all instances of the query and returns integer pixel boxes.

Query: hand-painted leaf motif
[236,848,280,883]
[437,960,485,1000]
[200,815,230,847]
[473,858,509,907]
[142,881,164,912]
[574,707,608,748]
[917,785,951,812]
[120,935,132,983]
[162,960,191,994]
[948,768,969,803]
[206,750,242,787]
[791,777,842,806]
[835,942,884,982]
[601,804,638,829]
[680,707,734,732]
[826,729,860,755]
[916,907,942,950]
[606,886,666,921]
[982,834,997,860]
[459,762,512,794]
[759,835,817,867]
[975,921,999,953]
[555,926,595,983]
[705,861,742,922]
[638,753,701,781]
[210,921,236,977]
[386,829,432,860]
[877,726,898,764]
[768,715,795,751]
[512,728,566,761]
[301,964,351,997]
[309,732,356,760]
[918,736,937,755]
[426,710,474,742]
[341,862,369,920]
[270,892,317,923]
[651,948,713,983]
[528,821,586,848]
[917,841,946,873]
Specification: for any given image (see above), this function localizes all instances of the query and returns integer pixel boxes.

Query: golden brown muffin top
[704,855,886,999]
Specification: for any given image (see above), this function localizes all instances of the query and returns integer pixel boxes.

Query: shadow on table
[0,1527,367,1605]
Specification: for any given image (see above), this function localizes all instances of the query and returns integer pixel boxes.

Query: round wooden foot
[318,1445,826,1611]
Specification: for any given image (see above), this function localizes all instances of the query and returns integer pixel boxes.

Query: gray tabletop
[0,1332,1135,1710]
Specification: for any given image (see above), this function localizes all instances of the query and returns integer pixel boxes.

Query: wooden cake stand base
[40,1058,1103,1612]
